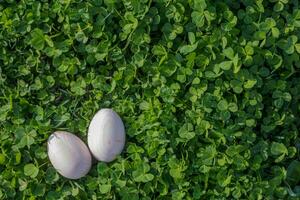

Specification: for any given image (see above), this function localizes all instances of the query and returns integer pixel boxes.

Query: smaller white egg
[88,108,126,162]
[47,131,92,179]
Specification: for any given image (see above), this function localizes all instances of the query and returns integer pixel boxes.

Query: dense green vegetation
[1,0,300,199]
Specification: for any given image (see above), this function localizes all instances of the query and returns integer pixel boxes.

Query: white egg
[47,131,92,179]
[88,108,125,162]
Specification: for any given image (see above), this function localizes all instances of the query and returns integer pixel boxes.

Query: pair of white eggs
[47,109,125,179]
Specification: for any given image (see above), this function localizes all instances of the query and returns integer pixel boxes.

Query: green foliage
[1,0,300,199]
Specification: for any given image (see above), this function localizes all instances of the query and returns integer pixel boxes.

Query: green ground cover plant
[1,0,300,199]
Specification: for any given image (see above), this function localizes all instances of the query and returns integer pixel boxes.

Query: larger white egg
[47,131,92,179]
[88,108,125,162]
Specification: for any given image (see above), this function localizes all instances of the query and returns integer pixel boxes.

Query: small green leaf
[295,43,300,53]
[139,101,151,110]
[75,31,88,43]
[193,0,207,11]
[271,27,280,38]
[143,174,154,182]
[33,184,46,197]
[178,123,195,140]
[254,31,266,40]
[24,163,39,178]
[244,79,257,89]
[192,77,200,84]
[217,170,232,187]
[245,46,254,55]
[217,99,228,111]
[228,102,238,112]
[0,154,5,165]
[223,47,234,59]
[0,104,10,122]
[219,61,232,70]
[170,168,183,179]
[246,119,255,127]
[179,42,198,55]
[44,35,54,47]
[192,11,205,28]
[188,32,196,44]
[30,28,45,50]
[287,160,300,185]
[152,45,166,56]
[271,142,288,156]
[274,2,284,12]
[45,167,59,184]
[99,184,111,194]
